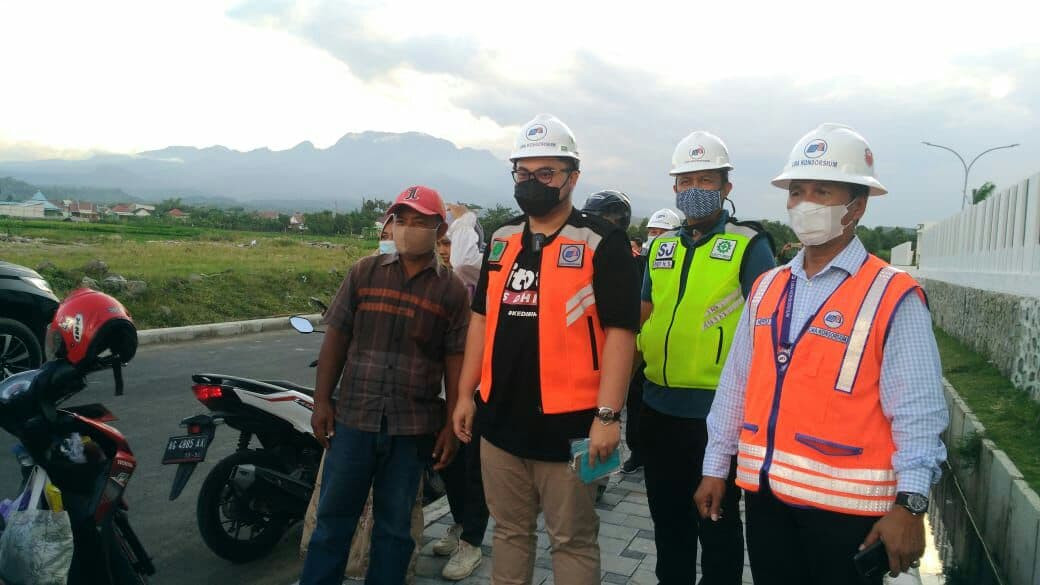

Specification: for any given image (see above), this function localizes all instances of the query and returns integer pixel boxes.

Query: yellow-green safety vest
[638,223,759,390]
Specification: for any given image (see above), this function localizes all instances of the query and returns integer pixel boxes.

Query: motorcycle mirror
[289,316,315,334]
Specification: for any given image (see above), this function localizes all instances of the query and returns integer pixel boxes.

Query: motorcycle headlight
[23,276,54,294]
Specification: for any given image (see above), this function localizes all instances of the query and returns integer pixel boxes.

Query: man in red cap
[301,186,471,585]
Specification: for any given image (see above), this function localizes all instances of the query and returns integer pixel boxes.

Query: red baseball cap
[388,185,446,222]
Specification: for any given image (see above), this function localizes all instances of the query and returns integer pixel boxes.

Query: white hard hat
[647,208,681,230]
[670,131,734,176]
[771,123,887,196]
[510,113,580,163]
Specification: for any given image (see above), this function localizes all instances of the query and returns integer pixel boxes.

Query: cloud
[226,1,1040,227]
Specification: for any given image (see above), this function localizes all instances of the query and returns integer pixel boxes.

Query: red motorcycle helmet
[46,288,138,372]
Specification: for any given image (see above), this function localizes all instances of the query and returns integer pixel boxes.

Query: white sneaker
[432,523,462,556]
[441,540,483,581]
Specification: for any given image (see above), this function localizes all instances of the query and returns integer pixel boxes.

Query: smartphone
[853,540,890,581]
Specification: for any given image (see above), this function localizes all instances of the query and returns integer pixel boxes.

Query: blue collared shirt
[640,211,776,418]
[703,237,949,495]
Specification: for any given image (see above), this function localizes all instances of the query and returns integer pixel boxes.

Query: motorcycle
[0,358,155,584]
[162,305,327,564]
[164,300,448,564]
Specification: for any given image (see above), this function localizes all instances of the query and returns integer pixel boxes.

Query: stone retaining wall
[918,278,1040,400]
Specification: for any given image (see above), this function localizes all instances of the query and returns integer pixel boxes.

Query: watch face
[907,493,928,513]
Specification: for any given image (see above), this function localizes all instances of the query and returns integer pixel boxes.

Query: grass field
[1,219,372,329]
[935,327,1040,492]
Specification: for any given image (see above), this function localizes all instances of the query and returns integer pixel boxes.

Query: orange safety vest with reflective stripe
[479,222,606,414]
[735,255,923,516]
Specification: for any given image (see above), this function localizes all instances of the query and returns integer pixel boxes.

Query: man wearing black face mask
[453,114,639,584]
[636,131,775,585]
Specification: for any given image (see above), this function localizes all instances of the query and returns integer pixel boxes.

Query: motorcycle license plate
[162,434,211,464]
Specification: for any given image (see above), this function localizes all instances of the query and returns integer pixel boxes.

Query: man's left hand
[432,425,458,471]
[587,420,621,466]
[861,506,925,577]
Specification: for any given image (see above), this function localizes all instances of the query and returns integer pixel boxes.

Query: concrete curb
[942,377,1040,585]
[137,313,323,347]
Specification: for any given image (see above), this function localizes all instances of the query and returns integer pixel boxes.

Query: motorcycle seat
[260,379,315,397]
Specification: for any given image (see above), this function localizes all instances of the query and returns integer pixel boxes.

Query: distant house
[167,208,189,219]
[133,203,155,213]
[132,208,151,217]
[289,213,306,230]
[28,191,63,217]
[52,200,100,221]
[0,200,45,219]
[108,204,134,217]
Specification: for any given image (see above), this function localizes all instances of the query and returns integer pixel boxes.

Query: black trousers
[641,404,744,585]
[440,429,490,547]
[746,484,882,585]
[625,367,645,458]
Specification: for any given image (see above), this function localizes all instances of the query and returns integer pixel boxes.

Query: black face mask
[514,178,564,217]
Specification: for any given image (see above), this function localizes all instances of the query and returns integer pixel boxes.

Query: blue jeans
[300,420,432,585]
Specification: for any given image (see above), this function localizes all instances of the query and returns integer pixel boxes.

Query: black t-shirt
[472,209,640,461]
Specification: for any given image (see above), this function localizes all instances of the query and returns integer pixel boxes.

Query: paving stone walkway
[410,467,754,585]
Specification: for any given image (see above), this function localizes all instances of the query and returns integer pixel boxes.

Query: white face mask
[787,201,854,246]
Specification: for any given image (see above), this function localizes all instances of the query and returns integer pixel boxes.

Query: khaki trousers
[480,438,600,585]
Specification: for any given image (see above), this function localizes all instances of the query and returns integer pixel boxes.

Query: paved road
[0,329,325,585]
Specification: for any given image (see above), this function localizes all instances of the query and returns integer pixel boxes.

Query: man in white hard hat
[639,131,776,585]
[644,208,682,252]
[453,114,639,584]
[696,124,949,584]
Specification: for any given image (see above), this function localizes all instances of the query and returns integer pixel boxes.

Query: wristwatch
[895,491,929,516]
[595,407,622,425]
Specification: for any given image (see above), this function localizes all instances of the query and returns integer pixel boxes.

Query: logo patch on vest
[823,310,844,329]
[653,241,677,269]
[488,239,508,263]
[754,317,773,326]
[808,326,850,344]
[710,238,737,261]
[557,244,585,268]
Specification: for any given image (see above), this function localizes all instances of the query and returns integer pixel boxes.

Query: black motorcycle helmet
[582,190,632,231]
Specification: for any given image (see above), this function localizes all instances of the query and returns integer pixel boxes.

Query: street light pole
[922,141,1020,209]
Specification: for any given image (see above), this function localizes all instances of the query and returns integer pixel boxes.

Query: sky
[1,0,1038,225]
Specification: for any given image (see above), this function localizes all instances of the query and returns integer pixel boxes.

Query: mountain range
[0,132,568,211]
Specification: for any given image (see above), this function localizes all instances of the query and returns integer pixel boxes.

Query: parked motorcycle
[0,289,154,584]
[163,306,327,563]
[164,299,448,564]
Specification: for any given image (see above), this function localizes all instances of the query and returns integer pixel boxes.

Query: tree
[972,181,996,204]
[627,216,649,240]
[480,204,520,233]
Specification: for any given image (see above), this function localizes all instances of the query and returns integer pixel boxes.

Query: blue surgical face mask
[676,188,722,220]
[378,240,397,255]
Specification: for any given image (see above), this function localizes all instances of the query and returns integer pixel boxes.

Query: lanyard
[775,276,798,370]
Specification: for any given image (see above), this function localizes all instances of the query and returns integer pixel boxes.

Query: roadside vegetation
[1,219,370,329]
[935,327,1040,491]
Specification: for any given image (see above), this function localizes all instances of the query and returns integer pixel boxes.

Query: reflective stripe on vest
[639,226,754,390]
[835,266,903,392]
[480,223,606,415]
[736,255,922,516]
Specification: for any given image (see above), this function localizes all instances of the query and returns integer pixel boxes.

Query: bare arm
[311,326,350,448]
[314,327,350,406]
[457,313,486,398]
[443,353,463,421]
[598,326,635,411]
[452,313,486,443]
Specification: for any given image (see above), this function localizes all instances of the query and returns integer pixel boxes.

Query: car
[0,261,60,380]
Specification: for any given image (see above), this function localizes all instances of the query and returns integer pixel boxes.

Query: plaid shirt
[324,253,470,435]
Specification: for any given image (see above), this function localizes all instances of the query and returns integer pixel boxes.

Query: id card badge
[569,438,622,484]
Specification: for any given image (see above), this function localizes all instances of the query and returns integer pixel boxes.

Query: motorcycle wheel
[197,449,293,563]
